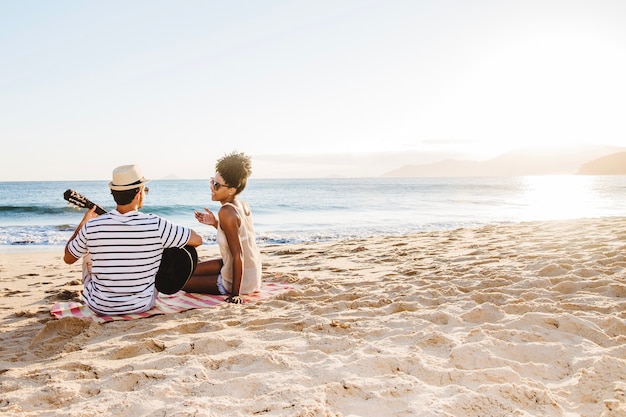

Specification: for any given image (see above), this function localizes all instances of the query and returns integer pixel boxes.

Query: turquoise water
[1,176,625,251]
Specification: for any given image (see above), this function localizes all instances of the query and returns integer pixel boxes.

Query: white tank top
[216,201,262,294]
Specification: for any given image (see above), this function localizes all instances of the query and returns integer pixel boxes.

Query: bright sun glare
[520,176,601,221]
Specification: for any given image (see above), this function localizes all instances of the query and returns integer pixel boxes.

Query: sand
[0,217,625,417]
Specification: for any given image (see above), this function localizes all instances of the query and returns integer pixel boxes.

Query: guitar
[63,189,107,215]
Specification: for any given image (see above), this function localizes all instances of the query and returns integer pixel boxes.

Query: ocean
[1,176,625,253]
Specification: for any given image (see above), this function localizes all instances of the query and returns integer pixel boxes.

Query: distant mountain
[382,145,626,177]
[159,174,182,180]
[577,151,626,175]
[382,159,484,177]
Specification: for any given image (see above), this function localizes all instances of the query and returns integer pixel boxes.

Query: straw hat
[109,165,150,191]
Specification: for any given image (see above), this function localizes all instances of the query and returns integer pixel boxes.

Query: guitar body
[63,189,107,215]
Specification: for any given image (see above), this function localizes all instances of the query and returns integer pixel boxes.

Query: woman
[183,151,262,303]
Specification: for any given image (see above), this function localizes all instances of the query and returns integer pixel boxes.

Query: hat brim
[155,246,198,294]
[109,178,150,191]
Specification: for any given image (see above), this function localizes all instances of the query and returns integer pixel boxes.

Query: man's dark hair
[111,188,141,205]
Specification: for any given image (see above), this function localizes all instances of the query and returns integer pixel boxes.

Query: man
[64,164,203,315]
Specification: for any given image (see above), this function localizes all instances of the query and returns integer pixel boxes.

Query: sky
[1,0,626,180]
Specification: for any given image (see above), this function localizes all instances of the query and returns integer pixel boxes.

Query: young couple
[64,151,261,316]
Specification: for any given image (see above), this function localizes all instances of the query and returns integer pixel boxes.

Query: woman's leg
[193,258,222,275]
[182,258,223,294]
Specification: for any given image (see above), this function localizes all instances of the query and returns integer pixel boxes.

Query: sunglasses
[210,178,228,191]
[142,186,149,195]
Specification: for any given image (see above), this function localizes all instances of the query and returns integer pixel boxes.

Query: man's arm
[63,206,97,264]
[186,229,203,247]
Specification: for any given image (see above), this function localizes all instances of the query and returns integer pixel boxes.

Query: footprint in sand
[29,317,95,359]
[109,339,166,360]
[18,272,39,277]
[537,264,569,277]
[45,288,81,301]
[1,289,27,297]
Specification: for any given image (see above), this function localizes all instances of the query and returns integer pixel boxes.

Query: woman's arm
[219,205,244,302]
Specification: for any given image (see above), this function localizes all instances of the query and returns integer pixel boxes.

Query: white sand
[1,217,625,416]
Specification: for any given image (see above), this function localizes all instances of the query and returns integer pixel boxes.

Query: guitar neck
[63,189,108,215]
[91,204,107,215]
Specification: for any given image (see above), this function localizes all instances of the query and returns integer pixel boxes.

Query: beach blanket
[50,282,293,323]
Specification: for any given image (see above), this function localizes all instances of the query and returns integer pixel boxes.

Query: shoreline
[1,214,625,255]
[1,217,625,416]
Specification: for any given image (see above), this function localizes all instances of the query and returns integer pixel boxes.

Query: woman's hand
[194,208,217,227]
[225,295,243,304]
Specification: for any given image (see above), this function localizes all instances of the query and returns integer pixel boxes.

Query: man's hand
[82,205,99,222]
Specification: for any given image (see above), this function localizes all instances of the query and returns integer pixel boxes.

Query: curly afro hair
[216,151,252,194]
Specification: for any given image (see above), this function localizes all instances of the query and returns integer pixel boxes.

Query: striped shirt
[67,209,191,315]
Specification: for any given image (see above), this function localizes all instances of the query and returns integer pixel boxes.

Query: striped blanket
[50,282,293,323]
